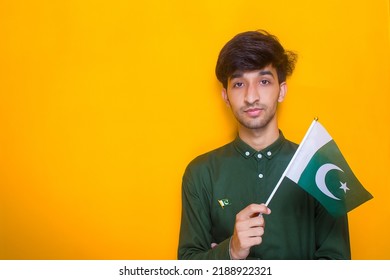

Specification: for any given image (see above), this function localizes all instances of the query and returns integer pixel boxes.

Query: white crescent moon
[315,163,343,200]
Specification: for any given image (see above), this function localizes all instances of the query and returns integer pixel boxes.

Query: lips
[244,107,263,117]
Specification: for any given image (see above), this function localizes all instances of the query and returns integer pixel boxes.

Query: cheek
[267,89,283,103]
[226,95,240,107]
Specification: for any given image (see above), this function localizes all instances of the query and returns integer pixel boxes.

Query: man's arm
[178,168,271,259]
[177,171,231,259]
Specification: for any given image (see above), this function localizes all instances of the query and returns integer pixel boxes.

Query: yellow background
[1,0,389,259]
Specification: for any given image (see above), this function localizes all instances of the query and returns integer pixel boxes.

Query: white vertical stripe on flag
[286,122,332,183]
[265,119,330,206]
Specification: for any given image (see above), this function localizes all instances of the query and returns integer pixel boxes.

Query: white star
[339,181,350,193]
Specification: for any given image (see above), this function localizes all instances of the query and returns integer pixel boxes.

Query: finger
[235,215,265,232]
[238,233,263,248]
[247,226,265,238]
[248,215,265,228]
[258,203,271,215]
[235,231,263,249]
[236,226,265,241]
[236,204,271,220]
[237,236,263,249]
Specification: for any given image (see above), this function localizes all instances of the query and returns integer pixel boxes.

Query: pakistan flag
[285,120,373,217]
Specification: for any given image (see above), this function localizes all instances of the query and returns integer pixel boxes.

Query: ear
[222,88,231,107]
[278,82,287,102]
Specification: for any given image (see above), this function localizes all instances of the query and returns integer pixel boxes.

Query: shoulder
[181,141,236,196]
[277,129,298,153]
[282,138,298,152]
[185,140,235,173]
[182,139,238,185]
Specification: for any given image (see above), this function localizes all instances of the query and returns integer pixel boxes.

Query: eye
[233,82,244,88]
[260,80,270,85]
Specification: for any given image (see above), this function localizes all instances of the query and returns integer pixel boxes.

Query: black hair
[215,30,297,88]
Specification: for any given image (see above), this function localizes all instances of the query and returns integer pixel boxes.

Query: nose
[244,82,260,104]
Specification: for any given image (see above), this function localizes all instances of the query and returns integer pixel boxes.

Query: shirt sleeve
[313,201,351,259]
[177,165,231,260]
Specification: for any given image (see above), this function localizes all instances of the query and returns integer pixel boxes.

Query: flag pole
[264,117,319,207]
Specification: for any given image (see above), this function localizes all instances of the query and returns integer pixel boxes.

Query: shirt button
[257,154,262,159]
[245,151,250,156]
[267,151,272,156]
[258,174,264,179]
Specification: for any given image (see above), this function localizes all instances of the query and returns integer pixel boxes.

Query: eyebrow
[259,70,274,77]
[229,70,275,80]
[230,72,244,80]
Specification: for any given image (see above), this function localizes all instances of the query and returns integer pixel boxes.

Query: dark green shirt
[178,132,351,259]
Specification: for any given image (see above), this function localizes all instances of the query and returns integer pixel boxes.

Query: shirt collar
[233,130,286,160]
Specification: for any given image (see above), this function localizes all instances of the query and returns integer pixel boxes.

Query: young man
[178,30,351,260]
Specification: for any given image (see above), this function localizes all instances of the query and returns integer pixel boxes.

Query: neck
[238,124,280,151]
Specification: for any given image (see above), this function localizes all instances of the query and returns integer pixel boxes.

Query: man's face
[222,65,286,131]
